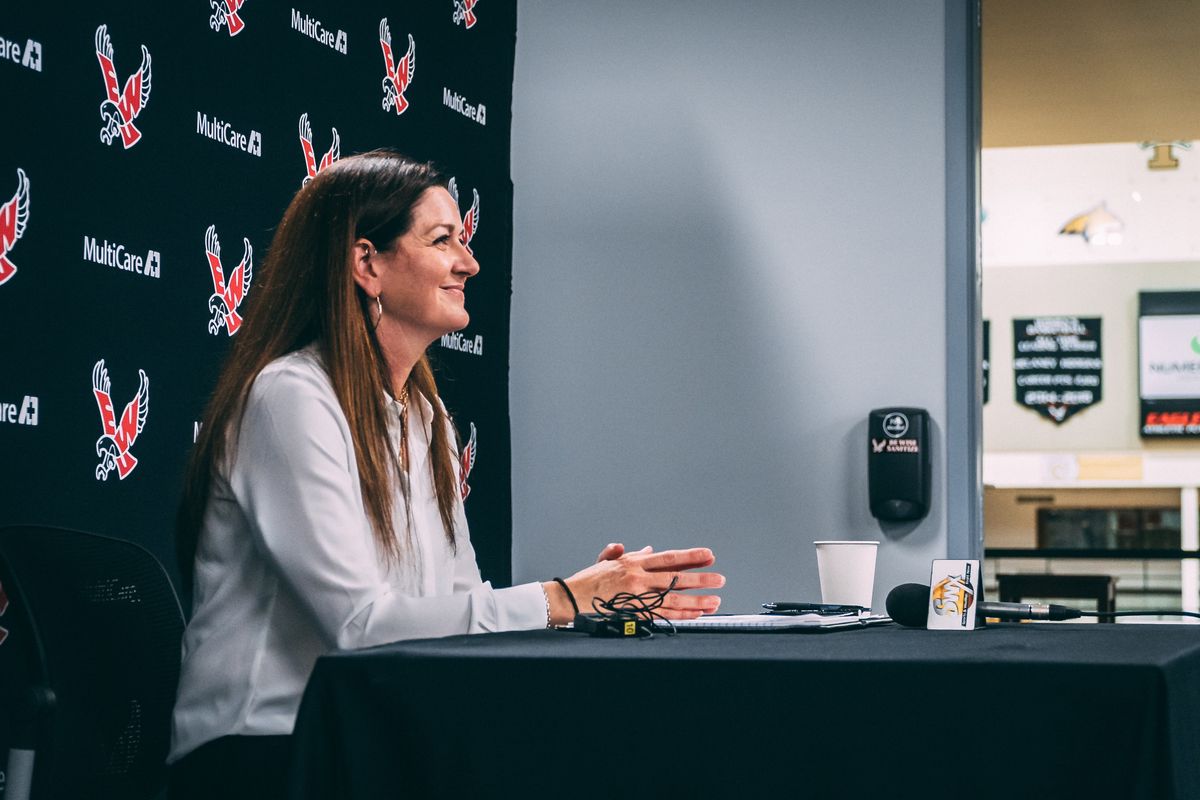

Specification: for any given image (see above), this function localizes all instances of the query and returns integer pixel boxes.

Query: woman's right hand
[543,545,724,626]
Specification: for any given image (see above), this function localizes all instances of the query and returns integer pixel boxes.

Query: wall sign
[1139,291,1200,438]
[1012,317,1103,424]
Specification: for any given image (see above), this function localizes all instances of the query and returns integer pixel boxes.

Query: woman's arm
[229,363,545,648]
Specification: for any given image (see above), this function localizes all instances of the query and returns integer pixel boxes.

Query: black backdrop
[0,0,516,596]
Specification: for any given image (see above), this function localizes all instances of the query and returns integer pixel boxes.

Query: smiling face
[366,186,480,345]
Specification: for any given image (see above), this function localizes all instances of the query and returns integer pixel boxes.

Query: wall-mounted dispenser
[868,407,931,522]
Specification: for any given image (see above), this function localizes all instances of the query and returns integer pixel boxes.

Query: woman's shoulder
[247,345,336,408]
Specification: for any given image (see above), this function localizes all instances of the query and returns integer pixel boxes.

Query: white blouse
[168,347,547,762]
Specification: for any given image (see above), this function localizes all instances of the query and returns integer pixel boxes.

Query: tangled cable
[590,576,679,638]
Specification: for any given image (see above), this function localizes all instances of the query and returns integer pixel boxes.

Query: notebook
[663,612,893,633]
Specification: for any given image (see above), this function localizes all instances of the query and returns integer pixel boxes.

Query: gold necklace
[397,384,410,471]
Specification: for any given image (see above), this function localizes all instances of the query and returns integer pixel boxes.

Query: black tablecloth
[289,624,1200,799]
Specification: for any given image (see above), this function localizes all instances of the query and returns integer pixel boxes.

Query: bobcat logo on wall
[459,422,477,500]
[0,168,30,287]
[210,0,247,36]
[95,25,152,149]
[299,113,339,186]
[205,225,253,335]
[1059,202,1122,246]
[453,0,479,29]
[379,19,414,115]
[92,359,149,481]
[447,178,478,254]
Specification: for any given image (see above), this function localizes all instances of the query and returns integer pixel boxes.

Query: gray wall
[510,1,978,612]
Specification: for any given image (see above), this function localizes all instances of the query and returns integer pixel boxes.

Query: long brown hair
[177,151,461,588]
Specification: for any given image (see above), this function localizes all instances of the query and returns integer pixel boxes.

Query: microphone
[885,582,1083,628]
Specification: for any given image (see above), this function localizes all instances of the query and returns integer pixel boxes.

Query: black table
[290,624,1200,799]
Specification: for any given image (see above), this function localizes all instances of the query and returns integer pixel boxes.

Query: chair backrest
[0,525,184,799]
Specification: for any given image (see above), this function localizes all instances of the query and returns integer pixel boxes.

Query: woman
[167,151,723,798]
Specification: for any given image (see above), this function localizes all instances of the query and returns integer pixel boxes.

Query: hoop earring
[373,294,383,328]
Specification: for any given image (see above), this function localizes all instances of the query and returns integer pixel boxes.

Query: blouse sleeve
[228,362,546,649]
[444,412,549,622]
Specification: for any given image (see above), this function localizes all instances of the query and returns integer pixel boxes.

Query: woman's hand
[594,542,651,562]
[543,545,724,626]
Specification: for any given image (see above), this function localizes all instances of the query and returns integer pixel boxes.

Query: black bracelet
[552,577,580,616]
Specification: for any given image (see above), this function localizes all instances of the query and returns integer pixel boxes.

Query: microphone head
[885,583,931,628]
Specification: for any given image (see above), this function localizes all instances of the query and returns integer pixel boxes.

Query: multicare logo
[299,112,339,185]
[1,394,39,426]
[292,8,347,54]
[82,234,161,279]
[92,359,149,481]
[0,168,30,286]
[0,33,43,72]
[452,0,479,29]
[459,422,476,500]
[442,87,486,126]
[447,177,478,253]
[204,225,253,335]
[95,25,152,149]
[209,0,247,36]
[379,18,414,115]
[440,330,483,356]
[196,111,262,157]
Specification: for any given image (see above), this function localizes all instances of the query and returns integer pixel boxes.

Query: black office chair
[0,525,184,800]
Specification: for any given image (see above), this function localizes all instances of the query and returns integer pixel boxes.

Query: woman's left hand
[594,542,652,562]
[545,545,724,625]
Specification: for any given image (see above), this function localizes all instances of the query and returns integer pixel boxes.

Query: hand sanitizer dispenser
[868,408,931,522]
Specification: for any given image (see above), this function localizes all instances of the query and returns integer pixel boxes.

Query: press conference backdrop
[0,0,517,593]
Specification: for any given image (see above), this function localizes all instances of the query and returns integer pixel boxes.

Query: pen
[762,602,866,615]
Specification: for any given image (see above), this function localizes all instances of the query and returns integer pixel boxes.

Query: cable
[587,576,680,638]
[1081,610,1200,620]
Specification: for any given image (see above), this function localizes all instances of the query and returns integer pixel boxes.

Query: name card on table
[926,559,984,630]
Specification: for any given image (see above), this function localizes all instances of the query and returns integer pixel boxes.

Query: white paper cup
[814,541,879,610]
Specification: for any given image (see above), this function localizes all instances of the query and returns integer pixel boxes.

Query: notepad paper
[666,613,891,632]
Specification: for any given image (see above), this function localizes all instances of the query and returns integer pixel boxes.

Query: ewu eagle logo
[92,360,149,481]
[210,0,247,36]
[379,19,414,115]
[453,0,479,29]
[299,113,339,186]
[205,225,253,335]
[459,422,477,500]
[95,25,152,149]
[447,177,479,254]
[0,168,30,287]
